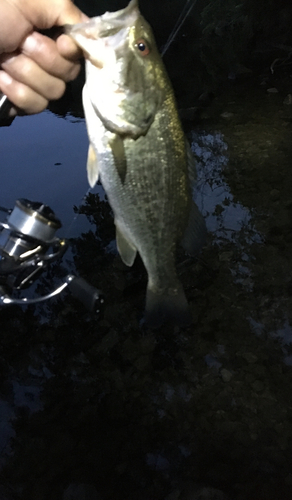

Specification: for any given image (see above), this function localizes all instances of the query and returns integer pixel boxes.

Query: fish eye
[135,38,150,56]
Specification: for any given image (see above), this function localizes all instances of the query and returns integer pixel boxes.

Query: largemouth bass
[66,0,206,327]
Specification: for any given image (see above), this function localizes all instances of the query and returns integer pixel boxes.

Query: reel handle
[66,275,104,315]
[0,92,13,126]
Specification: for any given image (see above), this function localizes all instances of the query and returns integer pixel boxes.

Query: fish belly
[101,128,191,326]
[84,86,193,327]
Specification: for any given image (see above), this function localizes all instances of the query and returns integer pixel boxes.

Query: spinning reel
[0,198,103,314]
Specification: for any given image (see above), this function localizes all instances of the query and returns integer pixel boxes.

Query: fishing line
[161,0,198,56]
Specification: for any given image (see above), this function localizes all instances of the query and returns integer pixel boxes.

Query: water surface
[0,75,292,500]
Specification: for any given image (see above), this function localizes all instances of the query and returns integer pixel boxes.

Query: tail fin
[143,284,192,328]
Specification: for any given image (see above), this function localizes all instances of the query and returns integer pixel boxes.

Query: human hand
[0,0,88,115]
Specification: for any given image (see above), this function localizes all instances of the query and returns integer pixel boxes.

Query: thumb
[15,0,88,29]
[54,1,89,26]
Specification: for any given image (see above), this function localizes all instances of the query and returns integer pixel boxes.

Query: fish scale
[67,0,206,327]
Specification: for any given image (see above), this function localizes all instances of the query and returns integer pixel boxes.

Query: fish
[66,0,206,327]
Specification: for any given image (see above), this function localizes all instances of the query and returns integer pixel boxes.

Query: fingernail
[0,70,13,86]
[1,53,17,66]
[21,33,38,53]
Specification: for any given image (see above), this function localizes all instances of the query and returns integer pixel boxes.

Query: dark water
[0,77,292,500]
[0,111,91,237]
[1,3,292,500]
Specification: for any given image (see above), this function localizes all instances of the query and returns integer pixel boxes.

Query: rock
[219,251,233,262]
[241,352,258,364]
[220,112,234,119]
[283,94,292,105]
[270,189,280,201]
[251,380,264,392]
[220,369,233,382]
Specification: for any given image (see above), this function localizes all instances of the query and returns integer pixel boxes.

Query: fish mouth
[65,0,139,42]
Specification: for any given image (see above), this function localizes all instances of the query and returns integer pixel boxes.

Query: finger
[1,53,66,101]
[0,70,48,114]
[20,32,81,82]
[56,4,89,26]
[0,0,31,53]
[57,33,84,62]
[8,0,88,31]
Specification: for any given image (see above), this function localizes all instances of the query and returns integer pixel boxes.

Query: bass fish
[66,0,206,327]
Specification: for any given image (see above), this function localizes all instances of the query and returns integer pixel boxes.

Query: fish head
[66,0,166,138]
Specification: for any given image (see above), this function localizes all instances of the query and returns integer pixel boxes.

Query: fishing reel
[0,198,103,314]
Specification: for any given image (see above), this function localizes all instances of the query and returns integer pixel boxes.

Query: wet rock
[219,251,233,262]
[241,352,258,364]
[229,64,252,79]
[98,328,119,352]
[220,111,234,120]
[74,352,90,364]
[63,483,101,500]
[146,452,170,470]
[284,200,292,209]
[267,87,279,93]
[283,94,292,105]
[251,380,264,392]
[270,189,280,201]
[220,368,233,382]
[133,354,149,371]
[205,354,222,370]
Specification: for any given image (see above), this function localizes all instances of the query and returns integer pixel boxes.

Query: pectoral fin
[109,135,127,184]
[116,224,137,266]
[87,143,99,188]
